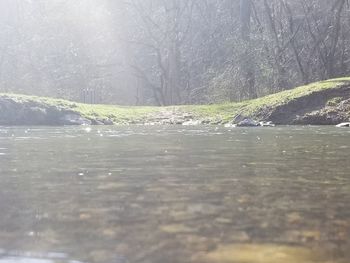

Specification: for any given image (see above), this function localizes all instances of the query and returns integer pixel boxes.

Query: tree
[0,0,349,105]
[239,0,257,99]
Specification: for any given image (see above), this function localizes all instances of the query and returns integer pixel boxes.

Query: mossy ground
[183,77,350,121]
[0,93,161,124]
[1,77,350,124]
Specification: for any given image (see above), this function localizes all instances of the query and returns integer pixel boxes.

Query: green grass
[1,77,350,124]
[74,104,160,123]
[181,77,350,121]
[0,93,161,123]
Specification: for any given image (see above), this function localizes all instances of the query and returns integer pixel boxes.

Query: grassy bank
[184,77,350,122]
[0,93,161,124]
[1,77,350,125]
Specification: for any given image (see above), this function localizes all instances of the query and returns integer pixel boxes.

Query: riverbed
[0,126,349,263]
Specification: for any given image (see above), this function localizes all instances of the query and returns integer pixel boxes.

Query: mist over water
[0,126,349,263]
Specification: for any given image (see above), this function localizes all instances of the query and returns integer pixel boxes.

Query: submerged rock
[60,113,92,125]
[232,114,247,123]
[226,119,275,128]
[336,122,350,127]
[182,120,202,126]
[91,118,114,125]
[259,121,275,127]
[102,119,114,125]
[91,119,105,125]
[193,243,344,263]
[237,118,260,127]
[224,123,237,128]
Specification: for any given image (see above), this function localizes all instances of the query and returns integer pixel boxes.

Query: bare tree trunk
[240,0,257,99]
[263,0,283,90]
[283,1,309,84]
[326,0,346,78]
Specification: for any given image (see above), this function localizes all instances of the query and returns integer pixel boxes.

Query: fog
[0,0,349,105]
[0,0,136,104]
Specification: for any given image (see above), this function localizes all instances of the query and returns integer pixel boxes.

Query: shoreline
[1,77,350,126]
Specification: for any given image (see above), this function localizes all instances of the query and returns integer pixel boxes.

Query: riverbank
[1,77,350,126]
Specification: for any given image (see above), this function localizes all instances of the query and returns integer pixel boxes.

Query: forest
[0,0,349,106]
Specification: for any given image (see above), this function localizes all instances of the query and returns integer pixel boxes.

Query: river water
[0,126,349,263]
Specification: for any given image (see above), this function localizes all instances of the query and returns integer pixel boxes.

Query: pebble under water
[0,126,349,263]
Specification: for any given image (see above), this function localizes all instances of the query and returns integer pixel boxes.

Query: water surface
[0,126,349,263]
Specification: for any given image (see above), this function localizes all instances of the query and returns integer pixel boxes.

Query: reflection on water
[0,249,84,263]
[0,126,349,263]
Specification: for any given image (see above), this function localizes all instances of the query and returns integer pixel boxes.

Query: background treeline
[0,0,349,105]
